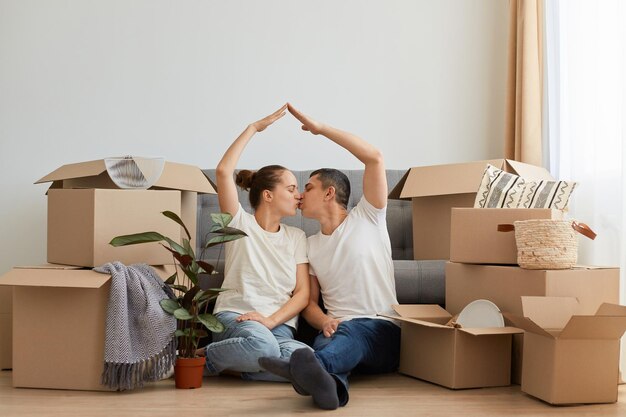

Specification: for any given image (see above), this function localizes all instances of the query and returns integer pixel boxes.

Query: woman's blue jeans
[204,311,312,381]
[312,318,400,406]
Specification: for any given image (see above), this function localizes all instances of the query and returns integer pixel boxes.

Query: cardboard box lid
[388,305,521,335]
[35,159,216,194]
[389,159,554,200]
[506,296,626,340]
[0,265,110,289]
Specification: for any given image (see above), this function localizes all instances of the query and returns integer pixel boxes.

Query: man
[259,104,400,410]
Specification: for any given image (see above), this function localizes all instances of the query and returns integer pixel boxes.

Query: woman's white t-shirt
[213,204,308,329]
[307,196,398,322]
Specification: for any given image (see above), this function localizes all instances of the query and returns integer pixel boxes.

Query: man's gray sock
[290,348,339,410]
[258,357,309,396]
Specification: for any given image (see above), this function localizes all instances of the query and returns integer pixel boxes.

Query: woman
[197,104,311,381]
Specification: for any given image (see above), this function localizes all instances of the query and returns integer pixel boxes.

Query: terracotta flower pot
[174,356,205,389]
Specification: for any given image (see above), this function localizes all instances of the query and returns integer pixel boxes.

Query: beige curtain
[504,0,543,166]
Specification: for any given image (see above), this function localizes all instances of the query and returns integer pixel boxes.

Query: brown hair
[310,168,351,209]
[235,165,288,209]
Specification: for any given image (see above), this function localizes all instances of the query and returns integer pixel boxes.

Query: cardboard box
[389,159,553,260]
[0,286,12,370]
[445,262,620,384]
[36,160,215,267]
[0,264,175,390]
[449,208,564,265]
[382,305,522,389]
[505,297,626,404]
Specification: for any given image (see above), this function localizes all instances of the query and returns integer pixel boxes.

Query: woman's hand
[287,103,324,135]
[250,104,288,133]
[321,318,340,338]
[237,311,278,330]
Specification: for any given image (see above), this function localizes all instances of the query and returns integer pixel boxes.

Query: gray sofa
[196,169,446,306]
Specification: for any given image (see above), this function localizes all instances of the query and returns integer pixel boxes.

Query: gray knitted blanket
[95,262,177,391]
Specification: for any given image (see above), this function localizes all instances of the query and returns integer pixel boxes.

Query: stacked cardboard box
[388,159,554,389]
[0,159,215,390]
[437,164,624,403]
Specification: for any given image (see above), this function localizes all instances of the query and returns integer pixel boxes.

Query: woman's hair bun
[235,169,256,191]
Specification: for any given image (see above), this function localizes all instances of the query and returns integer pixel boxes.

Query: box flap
[394,159,503,198]
[35,160,106,184]
[559,316,626,340]
[383,314,455,330]
[36,160,216,194]
[505,160,554,180]
[521,296,579,330]
[459,326,524,336]
[502,313,555,338]
[596,303,626,317]
[0,268,110,289]
[155,162,216,194]
[388,170,410,200]
[392,304,451,322]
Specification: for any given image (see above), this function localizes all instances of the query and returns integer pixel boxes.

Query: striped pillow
[473,164,577,210]
[518,179,577,209]
[474,164,526,208]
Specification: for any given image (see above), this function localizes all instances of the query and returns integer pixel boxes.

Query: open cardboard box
[36,159,216,267]
[450,208,564,265]
[445,262,620,384]
[380,304,522,389]
[0,263,175,391]
[505,297,626,404]
[388,159,553,260]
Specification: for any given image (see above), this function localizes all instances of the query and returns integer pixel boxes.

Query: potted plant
[110,210,246,388]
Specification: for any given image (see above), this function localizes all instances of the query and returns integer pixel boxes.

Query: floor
[0,370,625,417]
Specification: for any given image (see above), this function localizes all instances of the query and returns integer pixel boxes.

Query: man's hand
[288,103,324,135]
[250,104,288,133]
[321,318,340,338]
[236,311,278,330]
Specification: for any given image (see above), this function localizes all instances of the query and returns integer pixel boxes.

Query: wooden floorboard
[0,370,625,416]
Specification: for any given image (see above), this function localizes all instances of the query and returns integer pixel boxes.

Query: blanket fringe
[101,336,177,391]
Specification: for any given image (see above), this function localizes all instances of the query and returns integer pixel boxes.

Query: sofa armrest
[393,260,446,306]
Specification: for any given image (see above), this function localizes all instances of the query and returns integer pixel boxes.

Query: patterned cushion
[474,164,576,210]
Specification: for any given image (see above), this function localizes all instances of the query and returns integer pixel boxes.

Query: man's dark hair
[310,168,351,209]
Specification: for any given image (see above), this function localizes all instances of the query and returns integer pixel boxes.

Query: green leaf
[198,313,224,333]
[183,239,196,260]
[174,329,188,337]
[173,308,193,320]
[109,231,165,247]
[204,234,246,248]
[162,238,187,256]
[210,212,233,230]
[160,299,180,314]
[164,273,177,285]
[162,210,191,240]
[169,284,189,293]
[211,227,248,236]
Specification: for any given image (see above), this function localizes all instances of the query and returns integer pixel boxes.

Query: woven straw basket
[512,219,596,270]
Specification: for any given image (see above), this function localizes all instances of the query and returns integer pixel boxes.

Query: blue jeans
[204,311,312,381]
[312,318,400,406]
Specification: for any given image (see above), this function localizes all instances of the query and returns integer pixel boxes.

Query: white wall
[0,0,509,274]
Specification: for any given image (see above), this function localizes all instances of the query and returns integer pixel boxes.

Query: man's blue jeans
[204,311,312,381]
[312,318,400,406]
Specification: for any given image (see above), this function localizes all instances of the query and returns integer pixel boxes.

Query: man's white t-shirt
[307,196,398,322]
[214,204,308,329]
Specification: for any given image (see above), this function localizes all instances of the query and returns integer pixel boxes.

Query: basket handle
[497,222,597,240]
[572,221,597,240]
